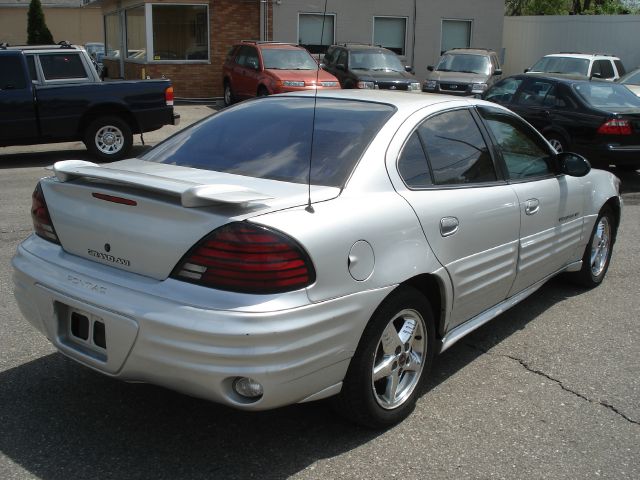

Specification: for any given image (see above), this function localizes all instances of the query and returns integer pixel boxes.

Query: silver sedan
[12,90,621,428]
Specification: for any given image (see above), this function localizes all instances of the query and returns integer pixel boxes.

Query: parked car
[0,43,179,160]
[222,41,340,106]
[483,74,640,169]
[619,67,640,96]
[422,48,502,96]
[525,53,626,81]
[321,43,421,91]
[12,90,621,428]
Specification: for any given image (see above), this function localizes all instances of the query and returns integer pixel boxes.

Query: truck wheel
[84,116,133,162]
[334,286,435,428]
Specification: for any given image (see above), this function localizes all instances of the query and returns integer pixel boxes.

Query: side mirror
[494,69,503,76]
[336,63,346,71]
[427,65,434,72]
[319,63,326,69]
[557,152,591,177]
[405,65,414,73]
[591,72,602,79]
[524,68,530,73]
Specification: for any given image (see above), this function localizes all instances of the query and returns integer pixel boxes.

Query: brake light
[171,222,316,294]
[31,183,60,244]
[597,119,632,135]
[165,86,174,106]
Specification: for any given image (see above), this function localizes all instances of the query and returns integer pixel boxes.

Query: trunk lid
[42,159,339,280]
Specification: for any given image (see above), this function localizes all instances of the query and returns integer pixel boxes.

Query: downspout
[260,0,265,41]
[411,0,417,68]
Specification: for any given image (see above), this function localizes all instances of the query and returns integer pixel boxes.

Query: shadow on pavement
[0,278,587,480]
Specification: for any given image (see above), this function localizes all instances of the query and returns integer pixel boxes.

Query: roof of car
[332,43,395,53]
[543,53,620,60]
[239,41,303,50]
[444,48,496,56]
[515,72,612,84]
[1,43,81,53]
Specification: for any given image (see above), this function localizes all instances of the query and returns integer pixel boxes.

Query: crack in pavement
[464,342,640,426]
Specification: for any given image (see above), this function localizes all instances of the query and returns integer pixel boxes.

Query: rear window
[141,97,395,187]
[39,53,87,80]
[573,83,640,109]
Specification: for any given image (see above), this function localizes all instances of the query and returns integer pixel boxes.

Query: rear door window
[398,132,433,188]
[39,53,88,80]
[614,60,626,77]
[417,109,497,185]
[516,80,555,106]
[592,60,615,79]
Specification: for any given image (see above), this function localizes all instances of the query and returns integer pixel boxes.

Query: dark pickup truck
[0,44,179,160]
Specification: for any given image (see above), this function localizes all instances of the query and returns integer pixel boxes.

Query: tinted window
[531,56,589,76]
[418,109,496,185]
[436,53,490,75]
[398,132,432,188]
[592,60,614,79]
[516,80,554,106]
[484,77,522,104]
[0,56,27,89]
[614,60,626,77]
[39,54,87,80]
[26,55,37,81]
[574,82,640,109]
[479,107,552,180]
[141,98,395,187]
[349,50,404,72]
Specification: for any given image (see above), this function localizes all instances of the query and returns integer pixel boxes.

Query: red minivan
[222,41,340,106]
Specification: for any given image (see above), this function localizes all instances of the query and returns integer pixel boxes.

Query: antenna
[305,0,328,214]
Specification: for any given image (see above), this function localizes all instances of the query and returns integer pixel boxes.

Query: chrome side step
[439,261,582,353]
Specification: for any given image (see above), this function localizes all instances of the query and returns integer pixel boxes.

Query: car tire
[257,86,269,97]
[334,286,435,429]
[223,81,235,106]
[571,206,615,288]
[84,116,133,162]
[545,133,568,153]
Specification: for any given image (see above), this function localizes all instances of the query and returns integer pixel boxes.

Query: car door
[0,52,39,142]
[477,106,586,296]
[394,107,521,328]
[233,45,260,98]
[509,78,556,132]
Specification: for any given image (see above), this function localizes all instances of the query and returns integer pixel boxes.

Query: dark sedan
[483,74,640,169]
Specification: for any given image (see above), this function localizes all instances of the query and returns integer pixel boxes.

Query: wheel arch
[398,273,448,341]
[603,195,622,243]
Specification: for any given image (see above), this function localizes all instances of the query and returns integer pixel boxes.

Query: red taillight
[597,119,632,135]
[171,222,316,294]
[31,183,60,244]
[165,86,174,106]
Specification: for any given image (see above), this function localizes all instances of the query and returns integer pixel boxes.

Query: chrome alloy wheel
[371,309,427,410]
[590,215,611,277]
[94,125,125,155]
[548,138,563,153]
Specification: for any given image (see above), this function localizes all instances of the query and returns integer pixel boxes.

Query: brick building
[95,0,272,99]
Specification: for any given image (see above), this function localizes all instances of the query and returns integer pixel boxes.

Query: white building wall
[503,15,640,76]
[272,0,505,82]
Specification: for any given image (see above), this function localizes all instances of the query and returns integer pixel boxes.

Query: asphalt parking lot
[1,105,639,479]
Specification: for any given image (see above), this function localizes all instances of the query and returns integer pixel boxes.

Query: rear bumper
[583,144,640,167]
[12,236,392,410]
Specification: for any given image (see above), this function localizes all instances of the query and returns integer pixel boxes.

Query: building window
[126,6,146,60]
[441,19,472,54]
[104,12,122,58]
[152,5,209,61]
[373,16,406,56]
[299,13,335,54]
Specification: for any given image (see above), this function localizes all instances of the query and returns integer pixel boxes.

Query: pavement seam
[464,342,640,427]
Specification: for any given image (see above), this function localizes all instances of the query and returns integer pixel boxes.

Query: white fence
[503,15,640,75]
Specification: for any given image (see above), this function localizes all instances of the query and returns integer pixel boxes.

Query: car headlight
[423,80,437,90]
[471,83,488,93]
[319,81,338,87]
[409,82,421,91]
[282,80,305,87]
[357,81,376,89]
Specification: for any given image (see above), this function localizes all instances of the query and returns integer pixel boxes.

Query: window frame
[440,19,473,55]
[372,15,408,57]
[297,12,336,55]
[396,106,507,191]
[476,105,558,184]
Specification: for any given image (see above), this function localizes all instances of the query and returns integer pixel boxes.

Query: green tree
[27,0,54,45]
[506,0,639,14]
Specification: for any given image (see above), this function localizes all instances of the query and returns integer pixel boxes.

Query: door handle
[440,217,459,237]
[525,199,540,215]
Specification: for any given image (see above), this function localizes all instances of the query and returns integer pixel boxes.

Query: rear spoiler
[51,160,273,207]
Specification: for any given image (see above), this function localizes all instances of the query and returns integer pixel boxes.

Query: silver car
[12,91,621,428]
